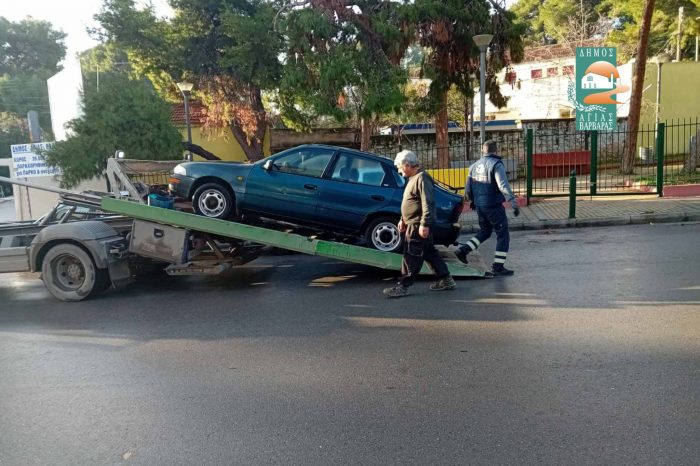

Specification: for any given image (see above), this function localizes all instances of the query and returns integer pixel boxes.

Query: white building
[581,72,616,89]
[474,40,632,121]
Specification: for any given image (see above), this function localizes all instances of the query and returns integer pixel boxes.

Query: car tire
[365,216,403,253]
[41,243,109,302]
[192,182,234,219]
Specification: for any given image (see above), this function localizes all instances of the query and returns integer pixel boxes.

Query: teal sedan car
[169,144,463,253]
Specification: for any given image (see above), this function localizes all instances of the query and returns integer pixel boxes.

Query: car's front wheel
[365,216,402,253]
[192,182,234,219]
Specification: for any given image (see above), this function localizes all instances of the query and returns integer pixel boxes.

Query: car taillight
[451,198,465,221]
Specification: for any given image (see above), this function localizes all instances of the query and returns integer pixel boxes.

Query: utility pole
[677,7,684,62]
[695,16,700,61]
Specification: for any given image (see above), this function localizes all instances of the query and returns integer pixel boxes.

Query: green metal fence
[371,119,699,200]
[663,118,700,187]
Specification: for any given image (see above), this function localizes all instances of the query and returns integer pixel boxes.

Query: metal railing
[370,119,700,200]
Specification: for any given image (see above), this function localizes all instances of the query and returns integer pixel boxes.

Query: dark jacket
[466,154,516,208]
[401,170,435,226]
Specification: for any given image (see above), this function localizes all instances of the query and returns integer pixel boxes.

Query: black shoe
[491,265,514,277]
[454,248,469,264]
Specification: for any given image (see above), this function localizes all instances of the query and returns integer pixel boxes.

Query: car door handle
[304,184,318,190]
[370,195,385,201]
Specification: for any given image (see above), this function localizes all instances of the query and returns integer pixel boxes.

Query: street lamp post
[653,53,671,125]
[473,34,493,148]
[177,81,194,161]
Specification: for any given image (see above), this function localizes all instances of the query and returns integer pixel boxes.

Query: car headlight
[173,164,187,176]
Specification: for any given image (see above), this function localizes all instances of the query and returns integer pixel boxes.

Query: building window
[531,69,542,79]
[563,65,574,76]
[547,67,558,77]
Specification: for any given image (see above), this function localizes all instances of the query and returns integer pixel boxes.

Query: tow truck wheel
[41,243,109,302]
[192,183,233,219]
[365,216,403,253]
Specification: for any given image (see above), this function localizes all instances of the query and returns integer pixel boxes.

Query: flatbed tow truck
[0,159,485,302]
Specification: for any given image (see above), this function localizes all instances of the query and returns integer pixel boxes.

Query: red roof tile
[171,102,208,126]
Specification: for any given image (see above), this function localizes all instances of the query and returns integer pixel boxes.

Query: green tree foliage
[96,0,283,161]
[0,113,28,158]
[0,74,54,132]
[404,0,524,166]
[276,1,411,148]
[511,0,603,45]
[0,17,66,148]
[0,17,66,76]
[510,0,700,59]
[43,74,182,188]
[600,0,700,61]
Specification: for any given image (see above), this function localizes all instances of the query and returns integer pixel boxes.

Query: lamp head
[473,34,493,51]
[654,52,671,64]
[176,81,194,93]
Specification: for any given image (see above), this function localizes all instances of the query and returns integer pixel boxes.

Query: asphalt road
[1,223,699,465]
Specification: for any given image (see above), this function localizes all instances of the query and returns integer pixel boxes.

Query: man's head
[482,140,498,155]
[394,150,420,177]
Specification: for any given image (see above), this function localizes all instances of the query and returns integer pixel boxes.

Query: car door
[243,147,335,223]
[316,152,397,231]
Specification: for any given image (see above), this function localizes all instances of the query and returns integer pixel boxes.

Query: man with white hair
[455,140,520,276]
[383,149,456,298]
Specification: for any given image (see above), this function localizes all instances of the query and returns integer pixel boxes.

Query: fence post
[656,122,665,197]
[590,130,598,196]
[569,169,577,219]
[526,128,533,206]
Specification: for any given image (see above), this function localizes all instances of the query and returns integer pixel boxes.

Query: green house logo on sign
[573,47,627,131]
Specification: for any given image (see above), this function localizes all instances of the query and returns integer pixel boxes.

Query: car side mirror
[263,159,275,171]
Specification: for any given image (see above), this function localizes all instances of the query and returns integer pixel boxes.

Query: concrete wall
[270,128,360,153]
[11,175,107,222]
[640,61,700,126]
[179,126,271,161]
[638,61,700,156]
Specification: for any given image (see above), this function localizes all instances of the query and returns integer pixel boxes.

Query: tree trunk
[435,92,449,169]
[623,0,656,174]
[360,117,372,151]
[684,131,699,173]
[229,86,267,162]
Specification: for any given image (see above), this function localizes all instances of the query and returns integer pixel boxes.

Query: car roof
[291,144,392,164]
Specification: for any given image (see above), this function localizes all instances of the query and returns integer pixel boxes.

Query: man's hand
[418,225,429,238]
[398,219,406,232]
[469,202,476,211]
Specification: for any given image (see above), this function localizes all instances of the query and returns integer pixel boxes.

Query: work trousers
[399,224,449,288]
[475,204,510,253]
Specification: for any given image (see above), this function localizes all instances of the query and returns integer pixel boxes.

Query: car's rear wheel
[192,182,233,219]
[365,216,402,253]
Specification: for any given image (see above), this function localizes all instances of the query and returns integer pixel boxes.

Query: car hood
[176,160,256,177]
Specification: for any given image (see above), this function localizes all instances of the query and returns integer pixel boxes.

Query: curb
[460,211,700,233]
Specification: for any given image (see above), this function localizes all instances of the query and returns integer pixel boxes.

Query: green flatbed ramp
[101,198,484,277]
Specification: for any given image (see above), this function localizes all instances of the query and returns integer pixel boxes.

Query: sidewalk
[459,193,700,233]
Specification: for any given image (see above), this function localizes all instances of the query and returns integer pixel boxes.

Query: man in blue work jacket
[455,140,520,276]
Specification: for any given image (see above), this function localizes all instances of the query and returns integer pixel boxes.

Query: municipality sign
[10,142,61,178]
[573,47,628,131]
